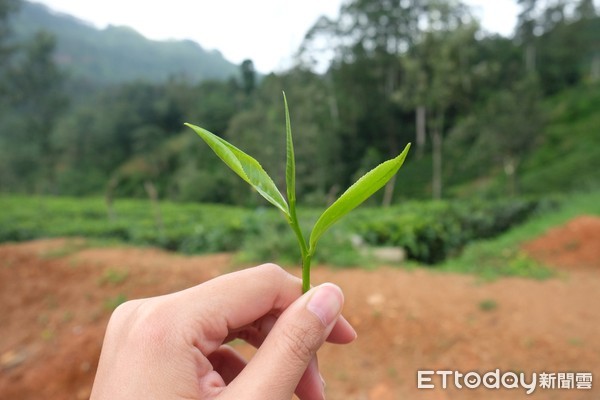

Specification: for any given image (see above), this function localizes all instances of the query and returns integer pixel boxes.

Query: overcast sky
[34,0,521,73]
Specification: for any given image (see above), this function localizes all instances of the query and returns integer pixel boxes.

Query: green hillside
[398,81,600,199]
[12,1,240,85]
[520,83,600,194]
[1,0,597,205]
[469,83,600,196]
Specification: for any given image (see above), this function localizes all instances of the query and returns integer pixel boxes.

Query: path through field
[1,216,599,399]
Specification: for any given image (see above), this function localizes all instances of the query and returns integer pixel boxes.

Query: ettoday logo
[417,369,594,394]
[417,369,537,394]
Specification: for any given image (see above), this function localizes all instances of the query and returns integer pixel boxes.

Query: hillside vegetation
[400,81,600,198]
[520,83,600,194]
[0,194,544,265]
[0,0,598,223]
[11,1,239,85]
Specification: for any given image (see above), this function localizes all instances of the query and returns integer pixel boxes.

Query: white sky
[34,0,521,73]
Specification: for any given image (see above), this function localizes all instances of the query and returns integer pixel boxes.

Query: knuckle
[111,298,175,345]
[255,263,300,292]
[257,262,286,278]
[278,322,321,365]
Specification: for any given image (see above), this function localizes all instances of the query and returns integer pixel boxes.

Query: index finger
[172,264,301,353]
[171,264,355,354]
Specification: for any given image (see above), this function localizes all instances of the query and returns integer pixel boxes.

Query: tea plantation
[2,193,586,274]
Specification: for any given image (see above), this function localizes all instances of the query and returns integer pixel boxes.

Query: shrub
[0,195,553,266]
[349,198,548,264]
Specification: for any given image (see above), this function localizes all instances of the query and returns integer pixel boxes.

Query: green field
[2,192,598,277]
[442,191,600,279]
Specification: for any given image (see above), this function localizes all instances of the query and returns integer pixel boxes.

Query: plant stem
[302,253,312,293]
[287,200,311,293]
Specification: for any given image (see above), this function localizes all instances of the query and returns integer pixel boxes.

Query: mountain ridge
[11,1,241,85]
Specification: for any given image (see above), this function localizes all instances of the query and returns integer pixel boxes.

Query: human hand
[90,264,356,400]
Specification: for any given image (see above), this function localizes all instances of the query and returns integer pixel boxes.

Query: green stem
[302,253,312,293]
[287,200,311,293]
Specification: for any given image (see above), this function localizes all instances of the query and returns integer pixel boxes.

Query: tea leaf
[282,93,310,291]
[309,143,411,251]
[284,92,296,205]
[185,123,289,216]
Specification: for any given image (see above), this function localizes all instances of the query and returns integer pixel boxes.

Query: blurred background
[0,0,599,399]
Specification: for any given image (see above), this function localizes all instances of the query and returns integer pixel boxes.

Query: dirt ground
[1,216,599,399]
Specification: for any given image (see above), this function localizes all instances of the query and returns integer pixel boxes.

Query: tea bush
[349,198,551,264]
[0,195,553,265]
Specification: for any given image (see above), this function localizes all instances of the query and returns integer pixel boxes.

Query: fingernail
[307,284,343,327]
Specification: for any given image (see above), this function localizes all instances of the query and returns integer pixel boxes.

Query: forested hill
[11,1,240,85]
[1,0,597,202]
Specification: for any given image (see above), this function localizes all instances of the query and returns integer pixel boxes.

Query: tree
[0,0,18,68]
[300,0,430,203]
[515,0,599,92]
[224,70,342,206]
[448,75,544,196]
[240,59,256,95]
[516,0,540,72]
[0,30,68,193]
[301,0,479,201]
[576,0,596,19]
[397,6,478,199]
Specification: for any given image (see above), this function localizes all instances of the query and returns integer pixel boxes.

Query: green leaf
[309,143,411,251]
[185,123,289,216]
[284,92,296,205]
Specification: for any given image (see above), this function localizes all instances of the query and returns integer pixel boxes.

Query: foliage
[238,219,366,268]
[479,299,498,312]
[186,94,410,291]
[0,195,253,253]
[348,197,551,264]
[0,194,558,272]
[0,29,68,193]
[442,191,600,279]
[448,74,544,195]
[0,0,598,209]
[99,268,129,286]
[519,82,600,193]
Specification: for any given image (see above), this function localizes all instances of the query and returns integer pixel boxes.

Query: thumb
[223,283,344,400]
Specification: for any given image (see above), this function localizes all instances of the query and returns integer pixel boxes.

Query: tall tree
[0,0,17,69]
[448,75,544,195]
[397,4,477,199]
[0,30,67,192]
[575,0,596,19]
[300,0,430,203]
[516,0,539,72]
[240,59,256,95]
[301,0,477,201]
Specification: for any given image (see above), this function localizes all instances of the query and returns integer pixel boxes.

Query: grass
[520,82,600,194]
[2,194,540,267]
[0,195,256,253]
[479,299,498,312]
[103,293,128,311]
[441,191,600,279]
[98,268,129,286]
[39,239,89,259]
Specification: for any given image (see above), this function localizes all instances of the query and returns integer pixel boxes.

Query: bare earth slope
[1,216,599,399]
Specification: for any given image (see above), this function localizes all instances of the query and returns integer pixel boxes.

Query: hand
[90,264,357,400]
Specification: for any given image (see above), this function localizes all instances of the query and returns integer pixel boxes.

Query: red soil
[1,216,599,399]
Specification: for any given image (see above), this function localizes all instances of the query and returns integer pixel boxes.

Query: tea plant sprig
[185,93,410,292]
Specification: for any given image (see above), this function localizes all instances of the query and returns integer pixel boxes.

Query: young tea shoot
[185,93,410,292]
